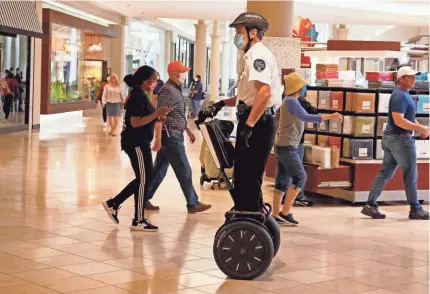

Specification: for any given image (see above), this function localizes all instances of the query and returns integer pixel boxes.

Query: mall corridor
[0,110,427,294]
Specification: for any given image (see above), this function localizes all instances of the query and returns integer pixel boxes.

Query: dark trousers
[110,143,153,222]
[233,113,276,211]
[3,94,13,119]
[102,105,107,123]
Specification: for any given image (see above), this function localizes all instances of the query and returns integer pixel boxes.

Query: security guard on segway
[212,12,282,212]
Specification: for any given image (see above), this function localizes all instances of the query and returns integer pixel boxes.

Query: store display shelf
[340,158,430,165]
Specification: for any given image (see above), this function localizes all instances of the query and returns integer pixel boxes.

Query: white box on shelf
[311,146,331,169]
[416,140,430,159]
[378,93,391,113]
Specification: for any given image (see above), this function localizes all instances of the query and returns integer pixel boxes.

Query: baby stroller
[195,108,280,280]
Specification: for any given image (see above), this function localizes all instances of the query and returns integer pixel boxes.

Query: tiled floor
[0,110,428,294]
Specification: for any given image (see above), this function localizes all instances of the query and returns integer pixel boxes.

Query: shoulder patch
[253,59,266,72]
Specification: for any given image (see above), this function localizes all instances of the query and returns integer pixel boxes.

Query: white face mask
[178,72,187,84]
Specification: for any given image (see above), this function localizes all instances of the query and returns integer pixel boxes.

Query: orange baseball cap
[167,61,191,73]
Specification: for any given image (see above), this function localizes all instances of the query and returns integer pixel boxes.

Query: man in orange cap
[144,61,212,213]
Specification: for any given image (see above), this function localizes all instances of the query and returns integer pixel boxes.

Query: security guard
[211,12,281,212]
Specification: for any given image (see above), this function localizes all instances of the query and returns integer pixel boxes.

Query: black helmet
[229,12,269,32]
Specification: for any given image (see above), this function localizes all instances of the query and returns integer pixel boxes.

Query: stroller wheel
[264,215,281,257]
[213,219,274,280]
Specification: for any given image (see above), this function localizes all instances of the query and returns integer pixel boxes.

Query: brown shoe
[188,202,212,213]
[144,201,160,211]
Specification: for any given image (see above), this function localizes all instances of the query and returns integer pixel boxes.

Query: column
[220,22,231,96]
[194,20,207,87]
[14,36,20,68]
[111,17,128,79]
[4,37,12,70]
[229,29,238,80]
[209,20,221,101]
[247,1,294,37]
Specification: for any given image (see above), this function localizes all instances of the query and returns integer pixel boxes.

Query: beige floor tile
[64,285,134,294]
[0,260,50,274]
[29,237,82,246]
[39,276,107,293]
[194,280,263,294]
[341,249,394,261]
[358,290,401,294]
[103,257,160,269]
[68,232,115,242]
[241,275,303,291]
[11,268,77,283]
[7,247,66,259]
[52,243,103,254]
[0,284,60,294]
[117,279,185,293]
[74,248,131,261]
[343,261,401,273]
[347,272,411,288]
[378,255,428,268]
[310,253,363,264]
[382,268,429,282]
[59,261,121,275]
[163,272,224,288]
[388,282,430,294]
[312,278,378,294]
[273,284,338,294]
[413,265,429,272]
[87,270,151,285]
[33,254,94,267]
[133,264,194,278]
[311,265,367,278]
[0,273,28,288]
[276,269,337,284]
[281,257,334,270]
[179,259,219,271]
[163,290,206,294]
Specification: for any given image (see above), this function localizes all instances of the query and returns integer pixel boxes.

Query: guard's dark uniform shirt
[121,88,155,150]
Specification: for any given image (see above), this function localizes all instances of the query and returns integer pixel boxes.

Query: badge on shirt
[253,59,266,72]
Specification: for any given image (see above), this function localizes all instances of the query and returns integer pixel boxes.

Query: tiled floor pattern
[0,110,428,293]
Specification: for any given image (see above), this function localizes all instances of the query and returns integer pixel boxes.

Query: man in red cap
[144,61,212,213]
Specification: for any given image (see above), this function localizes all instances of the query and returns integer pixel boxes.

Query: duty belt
[236,104,275,121]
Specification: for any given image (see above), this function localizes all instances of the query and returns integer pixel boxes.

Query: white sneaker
[130,219,158,232]
[103,122,107,127]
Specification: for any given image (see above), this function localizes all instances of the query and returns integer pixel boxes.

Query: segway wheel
[213,220,274,280]
[264,215,281,257]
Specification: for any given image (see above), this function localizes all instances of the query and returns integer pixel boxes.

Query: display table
[264,154,430,203]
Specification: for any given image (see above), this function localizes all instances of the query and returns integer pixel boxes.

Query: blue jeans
[146,131,199,208]
[191,99,201,117]
[367,134,421,211]
[274,145,307,194]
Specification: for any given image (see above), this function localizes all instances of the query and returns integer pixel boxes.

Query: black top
[121,88,155,149]
[153,80,164,95]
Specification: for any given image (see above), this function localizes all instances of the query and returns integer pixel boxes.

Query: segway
[195,108,280,280]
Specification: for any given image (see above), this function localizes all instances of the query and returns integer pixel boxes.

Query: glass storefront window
[50,24,104,104]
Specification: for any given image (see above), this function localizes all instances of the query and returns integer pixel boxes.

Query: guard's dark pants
[233,111,276,212]
[3,94,13,119]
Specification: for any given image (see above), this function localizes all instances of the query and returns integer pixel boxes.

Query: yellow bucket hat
[284,72,306,96]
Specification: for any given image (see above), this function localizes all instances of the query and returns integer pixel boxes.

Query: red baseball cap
[167,61,191,73]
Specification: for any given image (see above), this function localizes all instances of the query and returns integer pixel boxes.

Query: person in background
[362,66,429,220]
[152,72,164,106]
[6,72,19,112]
[189,75,203,118]
[15,68,24,112]
[102,65,172,231]
[97,74,110,127]
[277,89,318,208]
[102,73,125,136]
[147,61,212,213]
[0,73,13,119]
[273,73,342,225]
[9,68,15,77]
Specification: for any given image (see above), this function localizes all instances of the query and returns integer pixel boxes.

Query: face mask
[107,77,110,82]
[300,84,307,97]
[178,72,187,84]
[234,34,246,50]
[194,78,198,82]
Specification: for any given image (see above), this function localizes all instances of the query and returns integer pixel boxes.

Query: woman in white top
[102,73,125,136]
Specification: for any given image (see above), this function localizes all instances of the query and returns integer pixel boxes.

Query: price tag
[362,101,371,110]
[362,124,371,134]
[320,99,327,107]
[307,123,314,128]
[333,100,339,108]
[320,122,326,130]
[331,122,338,131]
[359,148,368,157]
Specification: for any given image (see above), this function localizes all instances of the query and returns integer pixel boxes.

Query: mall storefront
[40,9,118,115]
[0,1,42,134]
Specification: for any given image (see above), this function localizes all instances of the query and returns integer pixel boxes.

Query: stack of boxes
[304,87,430,162]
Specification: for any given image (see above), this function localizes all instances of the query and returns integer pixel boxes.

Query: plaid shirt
[156,80,187,131]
